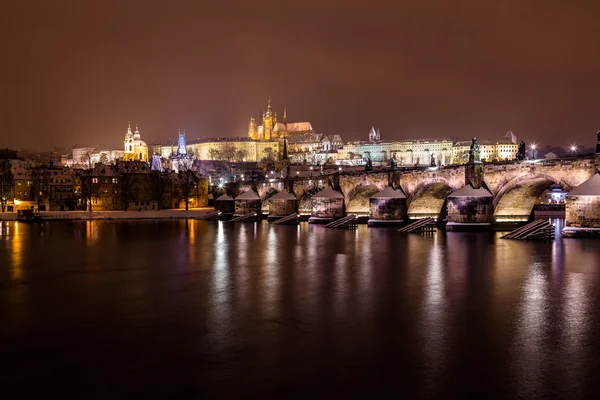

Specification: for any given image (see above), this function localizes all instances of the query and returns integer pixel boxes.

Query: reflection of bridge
[237,157,599,221]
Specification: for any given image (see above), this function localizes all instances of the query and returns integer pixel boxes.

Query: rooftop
[448,183,493,197]
[235,190,260,200]
[567,173,600,196]
[370,186,407,199]
[312,186,344,199]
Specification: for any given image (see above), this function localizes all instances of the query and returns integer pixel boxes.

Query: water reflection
[420,234,447,393]
[2,221,600,397]
[262,226,279,318]
[208,221,231,346]
[513,261,550,398]
[9,222,23,281]
[85,220,99,243]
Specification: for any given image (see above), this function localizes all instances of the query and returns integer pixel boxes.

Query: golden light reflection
[85,220,99,242]
[11,222,23,281]
[187,219,197,244]
[357,226,373,315]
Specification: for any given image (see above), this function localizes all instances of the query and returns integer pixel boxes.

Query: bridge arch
[261,187,281,213]
[297,186,321,215]
[407,180,454,220]
[346,184,380,215]
[493,174,572,221]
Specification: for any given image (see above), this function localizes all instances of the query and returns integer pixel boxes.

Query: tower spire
[283,107,287,124]
[127,121,132,132]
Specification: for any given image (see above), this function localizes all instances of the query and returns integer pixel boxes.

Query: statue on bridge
[430,153,436,167]
[365,157,373,172]
[516,140,526,161]
[468,136,481,163]
[390,152,398,169]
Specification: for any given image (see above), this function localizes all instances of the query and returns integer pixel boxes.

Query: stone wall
[311,198,345,218]
[566,196,600,228]
[370,198,407,220]
[270,199,298,216]
[215,199,235,214]
[234,199,262,215]
[447,196,493,223]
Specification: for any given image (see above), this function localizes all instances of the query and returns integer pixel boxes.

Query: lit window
[92,178,98,184]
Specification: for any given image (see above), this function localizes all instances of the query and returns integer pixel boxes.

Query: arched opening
[346,184,380,215]
[262,187,280,214]
[493,175,571,222]
[408,182,453,220]
[298,187,320,215]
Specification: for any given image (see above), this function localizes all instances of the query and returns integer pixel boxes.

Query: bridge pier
[563,173,600,237]
[446,186,494,230]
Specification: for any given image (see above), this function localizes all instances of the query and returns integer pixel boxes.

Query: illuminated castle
[248,97,313,140]
[123,122,148,162]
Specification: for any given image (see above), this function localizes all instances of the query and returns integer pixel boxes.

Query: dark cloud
[2,0,600,149]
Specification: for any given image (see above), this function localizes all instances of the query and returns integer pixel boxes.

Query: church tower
[262,96,277,140]
[177,130,187,156]
[124,122,135,159]
[248,116,257,140]
[368,126,378,143]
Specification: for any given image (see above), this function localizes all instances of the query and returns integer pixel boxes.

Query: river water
[1,219,600,398]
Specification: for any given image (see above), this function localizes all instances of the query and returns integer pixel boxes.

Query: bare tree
[220,143,237,162]
[150,170,171,210]
[0,159,13,212]
[78,168,94,211]
[234,148,248,162]
[208,148,220,160]
[120,171,139,211]
[177,162,199,211]
[31,165,49,211]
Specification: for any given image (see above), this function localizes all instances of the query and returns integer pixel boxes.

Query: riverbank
[0,208,214,221]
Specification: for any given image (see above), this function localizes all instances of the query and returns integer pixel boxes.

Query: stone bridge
[232,156,600,220]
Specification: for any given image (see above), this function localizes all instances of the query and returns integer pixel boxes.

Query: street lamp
[530,143,537,159]
[570,144,578,155]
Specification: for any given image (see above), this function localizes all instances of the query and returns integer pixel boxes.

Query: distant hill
[537,146,595,158]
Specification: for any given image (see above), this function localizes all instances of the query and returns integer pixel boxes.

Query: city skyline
[3,1,600,149]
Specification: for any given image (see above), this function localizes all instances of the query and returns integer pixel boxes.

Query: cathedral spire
[283,107,287,124]
[267,96,272,112]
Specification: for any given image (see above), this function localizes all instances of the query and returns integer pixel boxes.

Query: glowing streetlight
[570,144,578,154]
[530,143,537,159]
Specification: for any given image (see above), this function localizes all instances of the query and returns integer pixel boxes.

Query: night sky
[2,0,600,150]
